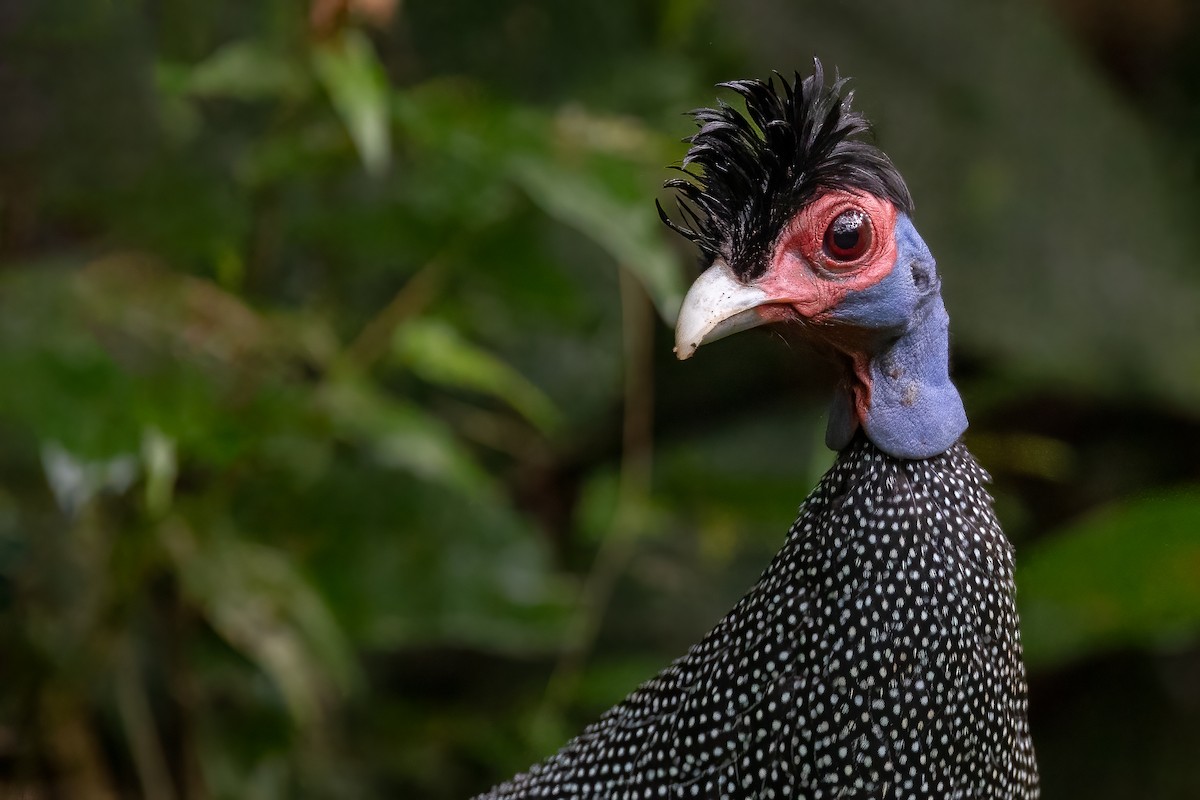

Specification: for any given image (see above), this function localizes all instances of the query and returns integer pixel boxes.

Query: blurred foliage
[0,0,1198,798]
[1020,490,1200,667]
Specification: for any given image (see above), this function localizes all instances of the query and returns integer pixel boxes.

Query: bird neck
[825,290,967,460]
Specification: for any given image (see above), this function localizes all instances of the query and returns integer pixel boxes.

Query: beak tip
[672,258,770,363]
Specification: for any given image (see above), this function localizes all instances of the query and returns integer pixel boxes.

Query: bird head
[660,63,967,459]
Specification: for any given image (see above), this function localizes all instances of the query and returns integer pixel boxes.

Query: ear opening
[911,261,931,292]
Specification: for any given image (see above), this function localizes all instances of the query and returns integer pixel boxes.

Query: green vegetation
[1,1,1198,797]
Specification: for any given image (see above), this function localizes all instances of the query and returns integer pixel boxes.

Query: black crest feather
[657,61,913,281]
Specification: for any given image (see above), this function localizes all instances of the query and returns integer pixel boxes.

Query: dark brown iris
[823,209,872,262]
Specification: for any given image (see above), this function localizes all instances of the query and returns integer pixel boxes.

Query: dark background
[1,0,1199,797]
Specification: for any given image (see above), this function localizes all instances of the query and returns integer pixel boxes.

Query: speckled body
[479,437,1039,799]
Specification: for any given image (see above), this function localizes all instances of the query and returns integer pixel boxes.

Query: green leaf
[163,521,358,728]
[318,375,493,494]
[511,153,684,323]
[1018,489,1200,668]
[393,83,686,322]
[312,29,391,175]
[393,318,560,434]
[167,40,309,102]
[141,427,178,517]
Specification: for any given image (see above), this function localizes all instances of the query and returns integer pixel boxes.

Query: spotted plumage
[479,437,1038,799]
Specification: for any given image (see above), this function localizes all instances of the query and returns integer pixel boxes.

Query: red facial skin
[751,189,899,424]
[754,190,897,318]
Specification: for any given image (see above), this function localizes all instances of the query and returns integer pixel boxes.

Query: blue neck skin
[823,215,968,460]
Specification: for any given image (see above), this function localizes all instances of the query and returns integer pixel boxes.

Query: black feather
[660,60,914,281]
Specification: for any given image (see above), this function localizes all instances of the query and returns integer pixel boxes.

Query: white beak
[673,259,770,360]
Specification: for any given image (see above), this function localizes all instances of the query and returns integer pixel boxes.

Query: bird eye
[823,209,872,262]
